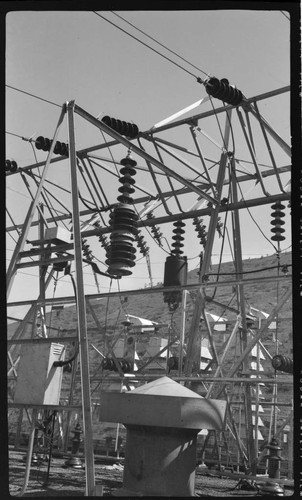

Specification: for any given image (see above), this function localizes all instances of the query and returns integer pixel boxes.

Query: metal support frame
[205,318,240,398]
[7,273,291,309]
[178,290,188,376]
[73,104,218,205]
[7,270,55,368]
[213,286,292,399]
[236,108,270,197]
[184,111,232,378]
[16,408,38,496]
[6,180,290,236]
[229,153,256,469]
[248,102,291,157]
[189,125,217,197]
[5,86,289,181]
[67,101,95,495]
[7,84,291,482]
[251,101,286,192]
[6,105,67,296]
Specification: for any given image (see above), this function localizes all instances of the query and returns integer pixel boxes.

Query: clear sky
[6,9,292,320]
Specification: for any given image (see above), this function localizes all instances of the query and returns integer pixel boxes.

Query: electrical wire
[237,181,278,253]
[24,171,73,227]
[78,157,108,215]
[6,131,36,142]
[24,171,59,227]
[46,274,58,333]
[53,272,79,367]
[99,130,120,177]
[110,11,209,78]
[210,195,231,300]
[6,186,32,200]
[208,95,236,155]
[7,231,18,246]
[206,263,291,277]
[29,141,38,164]
[85,156,110,208]
[8,159,94,210]
[224,116,279,257]
[92,11,204,81]
[6,208,22,237]
[280,244,292,252]
[134,205,171,255]
[6,84,61,108]
[104,279,113,340]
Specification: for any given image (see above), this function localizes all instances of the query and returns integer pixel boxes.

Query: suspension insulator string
[135,229,150,257]
[193,217,207,247]
[203,77,244,106]
[171,220,185,257]
[101,116,139,139]
[163,220,187,312]
[146,211,163,247]
[106,151,138,277]
[93,219,111,252]
[270,201,286,242]
[271,355,293,374]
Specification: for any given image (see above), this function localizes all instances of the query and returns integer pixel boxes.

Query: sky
[5,8,292,321]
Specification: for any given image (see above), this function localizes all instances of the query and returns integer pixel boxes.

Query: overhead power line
[6,84,61,108]
[110,11,209,77]
[6,131,33,141]
[92,11,205,81]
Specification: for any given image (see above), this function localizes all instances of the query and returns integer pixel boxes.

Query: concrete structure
[99,376,226,496]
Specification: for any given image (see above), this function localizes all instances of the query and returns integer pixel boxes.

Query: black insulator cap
[205,77,243,106]
[101,116,139,139]
[6,160,18,172]
[270,219,285,226]
[271,234,285,242]
[54,141,62,154]
[271,202,285,210]
[271,207,285,215]
[118,177,136,189]
[119,166,137,177]
[61,143,69,156]
[170,220,186,256]
[272,355,293,374]
[35,136,68,156]
[43,138,51,152]
[109,206,138,225]
[35,136,45,150]
[107,204,139,276]
[270,201,286,241]
[117,160,137,203]
[120,156,137,168]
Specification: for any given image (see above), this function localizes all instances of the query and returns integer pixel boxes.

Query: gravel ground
[8,450,294,497]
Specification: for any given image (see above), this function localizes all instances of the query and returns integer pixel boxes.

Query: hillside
[8,251,293,368]
[8,251,293,390]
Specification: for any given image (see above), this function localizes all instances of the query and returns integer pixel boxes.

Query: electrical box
[44,226,71,245]
[14,342,65,405]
